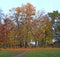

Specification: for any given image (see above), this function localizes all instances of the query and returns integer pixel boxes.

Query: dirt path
[13,50,29,57]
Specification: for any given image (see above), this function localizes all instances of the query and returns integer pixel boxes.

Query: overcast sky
[0,0,60,14]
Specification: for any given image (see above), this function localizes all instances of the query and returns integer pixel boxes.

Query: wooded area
[0,3,60,48]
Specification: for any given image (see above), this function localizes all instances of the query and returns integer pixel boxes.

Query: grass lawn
[23,49,60,57]
[0,48,60,57]
[0,50,22,57]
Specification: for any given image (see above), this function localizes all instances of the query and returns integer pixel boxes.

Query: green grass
[23,50,60,57]
[0,49,60,57]
[0,50,21,57]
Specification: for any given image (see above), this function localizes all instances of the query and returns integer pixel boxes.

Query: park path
[13,50,29,57]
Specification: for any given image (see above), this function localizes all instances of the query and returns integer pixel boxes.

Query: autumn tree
[9,3,35,48]
[0,9,5,48]
[31,11,53,47]
[0,3,53,48]
[21,3,35,47]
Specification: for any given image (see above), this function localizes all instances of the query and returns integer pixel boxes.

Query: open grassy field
[0,50,22,57]
[0,48,60,57]
[23,48,60,57]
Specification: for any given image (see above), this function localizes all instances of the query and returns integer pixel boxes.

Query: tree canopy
[0,3,54,48]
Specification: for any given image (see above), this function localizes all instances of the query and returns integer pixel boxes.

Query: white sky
[0,0,60,14]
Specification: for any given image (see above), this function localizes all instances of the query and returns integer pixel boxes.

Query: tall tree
[34,11,53,47]
[48,11,60,42]
[9,3,35,47]
[0,9,5,48]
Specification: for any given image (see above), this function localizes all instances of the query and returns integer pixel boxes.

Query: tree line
[0,3,60,48]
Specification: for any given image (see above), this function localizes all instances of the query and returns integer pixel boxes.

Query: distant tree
[33,12,53,47]
[48,11,60,42]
